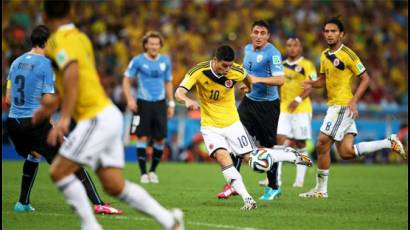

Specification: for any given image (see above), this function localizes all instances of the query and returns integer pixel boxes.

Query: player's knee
[338,146,356,160]
[49,165,62,182]
[103,183,123,196]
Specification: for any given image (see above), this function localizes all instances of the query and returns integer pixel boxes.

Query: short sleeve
[271,48,284,76]
[124,57,139,78]
[348,53,366,77]
[42,61,55,94]
[319,53,326,75]
[307,61,318,80]
[54,39,78,70]
[165,56,172,81]
[179,71,200,91]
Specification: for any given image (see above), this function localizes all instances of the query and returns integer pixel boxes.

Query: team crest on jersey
[333,58,340,66]
[160,62,166,71]
[295,65,302,72]
[225,79,233,87]
[256,55,263,63]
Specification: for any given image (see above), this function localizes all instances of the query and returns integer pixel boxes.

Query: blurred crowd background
[2,0,408,163]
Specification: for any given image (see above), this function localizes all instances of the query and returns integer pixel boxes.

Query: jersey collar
[144,53,161,61]
[209,60,223,78]
[285,56,304,65]
[57,23,75,31]
[328,44,344,55]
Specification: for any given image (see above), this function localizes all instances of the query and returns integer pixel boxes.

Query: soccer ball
[249,148,273,173]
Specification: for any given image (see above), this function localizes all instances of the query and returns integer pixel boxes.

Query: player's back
[46,24,111,121]
[8,52,54,118]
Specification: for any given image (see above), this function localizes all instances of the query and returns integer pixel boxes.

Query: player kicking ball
[175,45,313,210]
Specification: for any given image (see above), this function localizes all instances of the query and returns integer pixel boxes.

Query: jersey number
[325,122,332,131]
[210,90,219,100]
[237,135,249,148]
[14,75,25,106]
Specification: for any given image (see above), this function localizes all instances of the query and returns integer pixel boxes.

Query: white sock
[316,169,329,193]
[56,175,101,230]
[277,162,282,187]
[222,165,252,201]
[354,139,390,157]
[295,148,308,184]
[117,181,174,229]
[266,146,297,163]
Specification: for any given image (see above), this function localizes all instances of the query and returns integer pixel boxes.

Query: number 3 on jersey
[14,75,26,106]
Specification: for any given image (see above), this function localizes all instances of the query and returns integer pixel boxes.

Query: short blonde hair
[142,31,164,52]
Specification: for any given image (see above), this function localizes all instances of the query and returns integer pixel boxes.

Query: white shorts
[59,105,125,170]
[320,105,357,141]
[200,120,256,157]
[277,112,312,140]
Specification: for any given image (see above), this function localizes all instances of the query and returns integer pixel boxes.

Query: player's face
[213,58,233,76]
[323,24,344,46]
[286,39,302,59]
[251,26,270,49]
[145,37,161,57]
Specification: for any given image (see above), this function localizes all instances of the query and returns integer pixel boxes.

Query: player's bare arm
[32,93,60,124]
[165,80,175,118]
[348,71,370,119]
[48,61,78,146]
[5,81,11,108]
[240,74,253,93]
[250,75,284,86]
[288,83,313,112]
[122,76,138,112]
[175,87,199,111]
[303,73,326,90]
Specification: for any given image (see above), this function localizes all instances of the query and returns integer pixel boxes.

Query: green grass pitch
[2,161,408,229]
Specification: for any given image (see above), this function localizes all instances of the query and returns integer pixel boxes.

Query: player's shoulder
[187,60,210,76]
[340,45,359,61]
[160,54,171,62]
[231,62,245,74]
[244,43,253,51]
[300,57,315,66]
[321,48,330,56]
[265,43,280,53]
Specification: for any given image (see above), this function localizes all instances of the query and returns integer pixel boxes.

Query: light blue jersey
[125,54,172,101]
[7,52,55,118]
[243,43,284,101]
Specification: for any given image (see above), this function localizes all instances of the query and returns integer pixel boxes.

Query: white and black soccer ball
[249,148,273,173]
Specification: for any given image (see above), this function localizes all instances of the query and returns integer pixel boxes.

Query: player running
[38,1,184,229]
[6,25,122,215]
[300,17,406,198]
[175,45,313,210]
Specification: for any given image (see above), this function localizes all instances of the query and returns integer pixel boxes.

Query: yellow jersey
[179,61,247,128]
[281,57,316,113]
[46,24,111,121]
[320,44,366,106]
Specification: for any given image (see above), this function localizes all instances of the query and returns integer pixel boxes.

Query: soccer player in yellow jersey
[300,17,406,199]
[175,45,313,210]
[35,1,184,229]
[276,37,317,188]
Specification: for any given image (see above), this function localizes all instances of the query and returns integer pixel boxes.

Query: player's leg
[148,139,164,183]
[292,112,312,188]
[96,167,183,229]
[214,149,256,210]
[15,153,40,211]
[293,139,308,187]
[50,155,102,230]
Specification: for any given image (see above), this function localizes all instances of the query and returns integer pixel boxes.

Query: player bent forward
[175,45,313,210]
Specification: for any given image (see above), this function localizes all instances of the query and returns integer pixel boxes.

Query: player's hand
[167,106,175,118]
[32,106,52,125]
[185,100,199,111]
[302,80,313,90]
[239,84,250,93]
[347,100,359,119]
[47,118,70,146]
[288,101,299,112]
[127,100,138,113]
